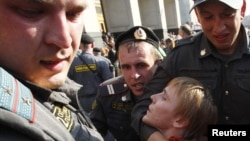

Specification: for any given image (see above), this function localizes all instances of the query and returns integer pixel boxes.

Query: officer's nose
[130,68,140,79]
[44,13,72,49]
[213,17,226,34]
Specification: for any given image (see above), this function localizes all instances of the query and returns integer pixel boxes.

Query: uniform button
[120,126,124,130]
[225,116,229,120]
[225,91,229,95]
[224,64,228,68]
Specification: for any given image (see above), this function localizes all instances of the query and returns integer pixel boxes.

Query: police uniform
[94,47,115,76]
[90,75,140,141]
[90,26,164,141]
[131,24,250,140]
[0,67,103,141]
[68,33,113,113]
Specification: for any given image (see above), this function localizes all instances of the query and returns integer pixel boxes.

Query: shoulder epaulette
[99,82,128,96]
[101,75,124,85]
[174,32,203,49]
[99,76,128,96]
[0,68,35,123]
[175,36,195,49]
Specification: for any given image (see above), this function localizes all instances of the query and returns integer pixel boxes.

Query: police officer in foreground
[131,0,249,141]
[90,26,164,141]
[0,0,103,141]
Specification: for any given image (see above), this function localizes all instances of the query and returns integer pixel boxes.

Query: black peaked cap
[115,26,160,51]
[81,33,94,44]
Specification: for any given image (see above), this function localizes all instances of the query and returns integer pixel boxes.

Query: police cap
[190,0,244,13]
[115,26,160,51]
[93,47,101,52]
[81,33,94,44]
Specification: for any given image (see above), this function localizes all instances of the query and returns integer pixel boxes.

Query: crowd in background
[1,0,249,141]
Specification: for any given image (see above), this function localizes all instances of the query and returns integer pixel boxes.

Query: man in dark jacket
[131,0,249,141]
[0,0,103,141]
[90,26,163,141]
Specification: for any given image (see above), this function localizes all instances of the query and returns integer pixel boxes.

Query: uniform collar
[198,24,250,59]
[19,78,73,105]
[121,90,132,102]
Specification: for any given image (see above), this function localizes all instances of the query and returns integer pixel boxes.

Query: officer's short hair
[93,47,101,52]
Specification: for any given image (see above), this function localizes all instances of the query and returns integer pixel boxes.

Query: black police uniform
[90,75,140,141]
[0,67,103,141]
[131,24,250,140]
[90,25,164,141]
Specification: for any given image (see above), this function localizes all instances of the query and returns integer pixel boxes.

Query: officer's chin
[35,74,66,89]
[133,90,144,98]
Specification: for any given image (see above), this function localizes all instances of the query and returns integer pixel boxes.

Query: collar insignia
[134,28,147,40]
[121,95,127,101]
[52,105,74,131]
[200,49,206,56]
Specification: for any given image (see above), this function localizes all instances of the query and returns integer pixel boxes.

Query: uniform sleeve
[68,57,78,79]
[99,60,113,81]
[90,93,108,137]
[131,57,172,140]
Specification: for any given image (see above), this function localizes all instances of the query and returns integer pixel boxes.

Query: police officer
[0,0,103,141]
[93,47,115,78]
[90,26,164,141]
[131,0,249,141]
[68,33,113,113]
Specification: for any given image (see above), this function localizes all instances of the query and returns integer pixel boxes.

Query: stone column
[138,0,168,39]
[101,0,142,35]
[84,0,103,48]
[101,0,167,39]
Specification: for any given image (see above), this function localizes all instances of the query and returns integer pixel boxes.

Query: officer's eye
[136,63,148,69]
[66,7,84,21]
[120,65,130,70]
[223,11,236,18]
[202,13,213,20]
[18,8,44,19]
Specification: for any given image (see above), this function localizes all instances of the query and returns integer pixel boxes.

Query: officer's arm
[100,60,113,81]
[131,63,171,140]
[90,95,108,137]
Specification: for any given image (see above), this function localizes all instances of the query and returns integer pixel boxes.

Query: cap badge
[134,28,147,40]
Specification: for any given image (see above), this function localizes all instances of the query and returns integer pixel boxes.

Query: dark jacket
[90,76,140,141]
[131,25,250,140]
[0,67,103,141]
[68,51,113,113]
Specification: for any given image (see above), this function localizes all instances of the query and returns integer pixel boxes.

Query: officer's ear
[240,0,246,19]
[90,42,95,48]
